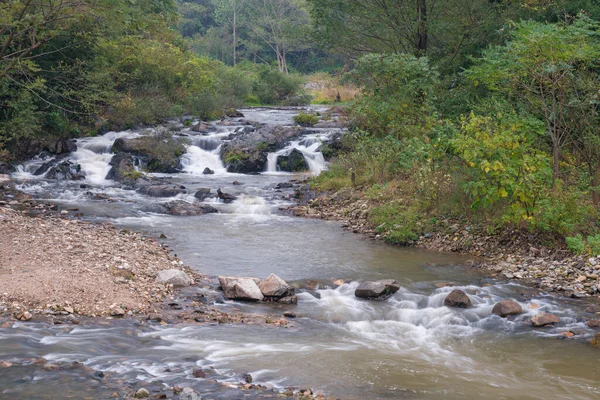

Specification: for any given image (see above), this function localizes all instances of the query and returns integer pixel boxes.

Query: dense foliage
[0,0,310,161]
[313,6,600,252]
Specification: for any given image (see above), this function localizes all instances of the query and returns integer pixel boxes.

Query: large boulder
[276,149,309,172]
[139,185,186,198]
[44,161,84,181]
[259,274,294,298]
[156,269,193,287]
[194,188,211,201]
[355,280,400,300]
[221,125,304,174]
[492,300,522,318]
[218,276,264,301]
[443,289,472,308]
[530,313,560,327]
[161,200,218,216]
[111,132,185,173]
[106,152,136,182]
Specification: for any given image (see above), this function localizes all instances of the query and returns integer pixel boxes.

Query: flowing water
[4,108,600,399]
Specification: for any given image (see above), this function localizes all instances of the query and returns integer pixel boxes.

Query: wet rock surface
[443,289,472,308]
[531,313,561,327]
[219,277,264,301]
[354,279,400,300]
[160,201,218,216]
[492,300,523,317]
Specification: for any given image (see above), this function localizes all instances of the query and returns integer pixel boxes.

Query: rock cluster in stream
[218,274,297,304]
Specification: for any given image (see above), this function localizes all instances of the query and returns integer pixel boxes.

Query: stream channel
[2,108,600,399]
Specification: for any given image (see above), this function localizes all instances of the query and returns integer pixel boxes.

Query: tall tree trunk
[552,143,560,188]
[416,0,428,56]
[233,1,237,66]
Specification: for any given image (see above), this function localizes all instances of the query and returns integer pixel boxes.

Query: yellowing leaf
[499,188,508,197]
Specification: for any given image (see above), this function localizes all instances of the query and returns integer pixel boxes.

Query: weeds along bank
[301,18,600,299]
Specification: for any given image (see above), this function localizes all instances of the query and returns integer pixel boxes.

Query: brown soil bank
[289,187,600,301]
[0,203,183,317]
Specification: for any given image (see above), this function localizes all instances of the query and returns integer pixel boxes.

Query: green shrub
[251,65,311,105]
[566,234,600,255]
[369,202,421,245]
[294,112,319,126]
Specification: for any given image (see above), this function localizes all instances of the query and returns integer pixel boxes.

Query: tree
[247,0,311,73]
[468,16,600,186]
[307,0,510,69]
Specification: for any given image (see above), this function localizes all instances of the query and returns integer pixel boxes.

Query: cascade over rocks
[276,149,309,172]
[156,269,193,287]
[355,280,401,300]
[219,276,264,301]
[531,313,560,327]
[161,200,218,216]
[221,125,303,173]
[443,289,472,308]
[492,300,523,317]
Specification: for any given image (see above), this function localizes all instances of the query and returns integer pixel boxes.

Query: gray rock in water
[218,276,264,301]
[140,185,186,198]
[275,295,298,304]
[194,188,211,201]
[492,300,522,318]
[217,188,237,204]
[354,279,400,300]
[202,167,214,175]
[161,200,218,216]
[443,289,472,308]
[259,273,293,297]
[276,149,309,172]
[531,312,560,327]
[156,269,193,287]
[179,387,203,400]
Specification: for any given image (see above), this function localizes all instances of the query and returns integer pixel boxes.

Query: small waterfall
[265,136,327,175]
[73,131,141,184]
[72,148,114,184]
[12,156,51,180]
[192,137,221,152]
[181,145,226,175]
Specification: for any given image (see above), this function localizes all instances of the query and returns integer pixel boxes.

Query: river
[3,108,600,399]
